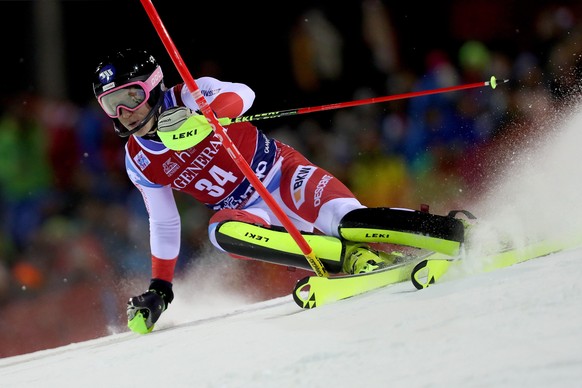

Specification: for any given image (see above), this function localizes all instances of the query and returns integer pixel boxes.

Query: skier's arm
[125,158,181,333]
[180,76,256,117]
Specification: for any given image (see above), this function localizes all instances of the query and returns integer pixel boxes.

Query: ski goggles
[97,66,163,118]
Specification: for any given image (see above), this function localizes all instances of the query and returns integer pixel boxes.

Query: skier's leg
[208,209,396,274]
[208,209,344,272]
[338,207,466,255]
[212,218,344,273]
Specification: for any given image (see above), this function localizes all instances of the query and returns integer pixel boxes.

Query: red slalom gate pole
[139,0,328,277]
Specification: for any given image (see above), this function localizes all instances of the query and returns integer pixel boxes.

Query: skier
[92,48,465,333]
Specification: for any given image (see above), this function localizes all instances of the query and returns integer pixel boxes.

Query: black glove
[127,279,174,334]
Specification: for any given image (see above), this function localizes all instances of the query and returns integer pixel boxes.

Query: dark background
[1,0,573,110]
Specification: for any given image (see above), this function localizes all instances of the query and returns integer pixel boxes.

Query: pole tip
[490,76,497,89]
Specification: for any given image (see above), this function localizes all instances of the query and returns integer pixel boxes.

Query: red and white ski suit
[124,77,364,281]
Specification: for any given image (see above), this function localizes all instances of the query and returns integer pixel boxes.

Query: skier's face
[117,103,155,137]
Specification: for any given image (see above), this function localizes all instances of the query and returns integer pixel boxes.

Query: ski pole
[159,76,507,148]
[221,77,507,125]
[140,0,328,278]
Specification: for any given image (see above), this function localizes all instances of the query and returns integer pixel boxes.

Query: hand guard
[127,279,174,334]
[158,106,195,132]
[157,107,214,151]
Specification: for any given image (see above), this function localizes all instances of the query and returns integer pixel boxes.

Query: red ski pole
[139,0,328,277]
[223,77,507,125]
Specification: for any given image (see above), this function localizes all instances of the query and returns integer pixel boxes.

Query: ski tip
[411,259,453,289]
[293,277,317,309]
[411,260,430,290]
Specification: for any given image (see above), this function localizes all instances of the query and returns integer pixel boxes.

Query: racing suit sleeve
[131,178,181,282]
[180,76,256,118]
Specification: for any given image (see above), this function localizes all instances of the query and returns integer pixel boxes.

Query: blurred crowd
[1,0,582,357]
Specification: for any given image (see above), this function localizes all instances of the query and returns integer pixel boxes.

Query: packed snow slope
[2,103,582,388]
[0,246,581,388]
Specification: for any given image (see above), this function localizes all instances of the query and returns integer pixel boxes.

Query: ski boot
[343,243,397,274]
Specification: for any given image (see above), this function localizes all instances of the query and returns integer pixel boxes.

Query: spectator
[0,94,54,252]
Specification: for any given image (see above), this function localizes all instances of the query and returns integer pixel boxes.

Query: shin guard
[338,208,465,255]
[215,221,345,273]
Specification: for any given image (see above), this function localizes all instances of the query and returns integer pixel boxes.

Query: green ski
[411,234,582,289]
[292,251,447,308]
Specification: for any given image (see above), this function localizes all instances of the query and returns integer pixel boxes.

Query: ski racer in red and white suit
[93,49,462,334]
[125,76,364,284]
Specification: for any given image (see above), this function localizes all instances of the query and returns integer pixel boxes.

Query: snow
[1,247,581,388]
[3,96,582,388]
